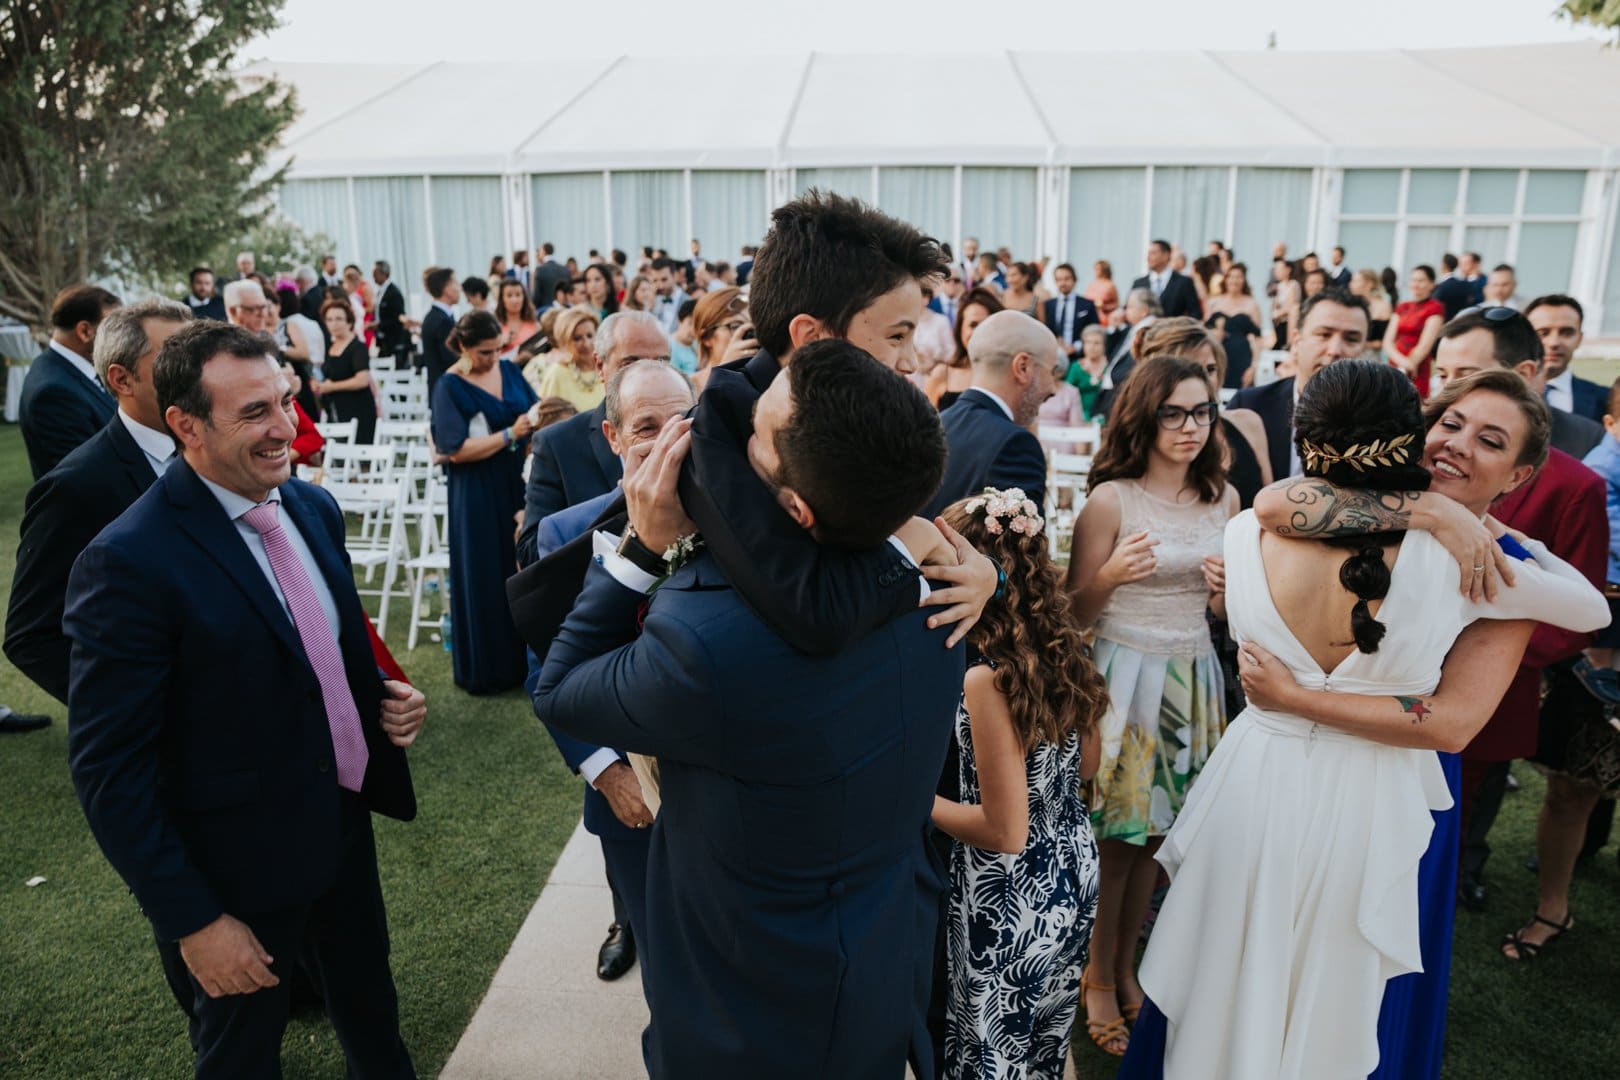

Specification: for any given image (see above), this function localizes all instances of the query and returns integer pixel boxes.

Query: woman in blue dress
[430,310,538,694]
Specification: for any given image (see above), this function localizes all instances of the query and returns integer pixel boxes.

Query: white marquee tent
[255,43,1620,332]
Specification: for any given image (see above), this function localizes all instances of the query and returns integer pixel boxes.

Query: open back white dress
[1138,510,1609,1080]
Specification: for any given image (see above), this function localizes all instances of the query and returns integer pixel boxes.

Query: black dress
[323,337,376,444]
[1207,311,1260,390]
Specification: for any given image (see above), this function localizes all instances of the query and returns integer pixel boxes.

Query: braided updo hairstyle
[1291,360,1431,653]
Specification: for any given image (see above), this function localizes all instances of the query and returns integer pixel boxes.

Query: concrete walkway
[441,820,1076,1080]
[440,821,648,1078]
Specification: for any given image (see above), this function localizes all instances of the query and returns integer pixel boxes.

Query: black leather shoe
[0,709,50,734]
[596,923,635,981]
[1458,875,1488,913]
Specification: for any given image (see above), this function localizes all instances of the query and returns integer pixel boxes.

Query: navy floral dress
[946,660,1101,1080]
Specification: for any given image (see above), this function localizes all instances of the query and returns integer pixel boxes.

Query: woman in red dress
[1384,264,1446,397]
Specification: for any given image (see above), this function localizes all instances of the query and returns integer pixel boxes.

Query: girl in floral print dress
[933,488,1110,1080]
[1064,356,1238,1057]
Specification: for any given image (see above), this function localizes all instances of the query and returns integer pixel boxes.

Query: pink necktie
[241,503,369,792]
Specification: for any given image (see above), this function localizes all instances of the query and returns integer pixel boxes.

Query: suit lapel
[103,415,158,503]
[164,460,308,663]
[585,403,621,487]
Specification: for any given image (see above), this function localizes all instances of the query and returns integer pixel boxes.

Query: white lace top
[1093,478,1228,657]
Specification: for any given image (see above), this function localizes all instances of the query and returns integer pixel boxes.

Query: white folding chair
[1046,452,1092,561]
[404,469,453,650]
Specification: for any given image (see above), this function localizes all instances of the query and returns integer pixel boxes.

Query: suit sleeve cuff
[887,534,931,602]
[580,747,622,787]
[592,530,660,594]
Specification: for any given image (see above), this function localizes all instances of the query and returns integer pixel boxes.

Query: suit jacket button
[828,881,845,898]
[316,759,330,773]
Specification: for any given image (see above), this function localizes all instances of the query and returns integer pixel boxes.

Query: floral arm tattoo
[1267,477,1425,538]
[1394,695,1432,723]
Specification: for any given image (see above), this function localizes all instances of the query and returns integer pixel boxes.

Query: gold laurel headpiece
[1299,432,1415,473]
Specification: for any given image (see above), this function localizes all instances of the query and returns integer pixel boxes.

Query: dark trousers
[600,828,651,992]
[156,794,413,1080]
[1459,758,1512,882]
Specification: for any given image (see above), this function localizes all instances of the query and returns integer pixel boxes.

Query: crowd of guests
[3,187,1619,1080]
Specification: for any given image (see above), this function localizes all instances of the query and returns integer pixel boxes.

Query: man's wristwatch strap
[615,528,668,577]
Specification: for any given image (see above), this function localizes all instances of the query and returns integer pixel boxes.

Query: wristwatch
[615,527,668,578]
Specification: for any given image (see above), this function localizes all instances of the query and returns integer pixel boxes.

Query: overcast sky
[250,0,1607,62]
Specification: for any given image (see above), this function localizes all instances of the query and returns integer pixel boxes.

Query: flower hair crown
[1299,433,1414,474]
[963,487,1044,537]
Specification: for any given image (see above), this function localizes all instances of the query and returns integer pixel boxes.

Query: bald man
[921,309,1057,518]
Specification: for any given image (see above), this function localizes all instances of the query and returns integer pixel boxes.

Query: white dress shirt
[49,339,105,393]
[117,410,176,476]
[970,385,1017,422]
[197,475,343,645]
[1148,271,1168,297]
[1545,368,1574,414]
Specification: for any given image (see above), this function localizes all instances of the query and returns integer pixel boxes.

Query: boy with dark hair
[418,267,460,394]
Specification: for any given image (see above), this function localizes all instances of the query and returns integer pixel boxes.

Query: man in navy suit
[1326,245,1352,289]
[64,320,425,1078]
[6,299,190,705]
[371,262,410,369]
[517,311,672,568]
[1433,253,1485,321]
[532,242,572,312]
[536,340,961,1079]
[296,265,326,322]
[923,310,1056,520]
[19,284,121,480]
[418,266,460,395]
[1529,294,1608,425]
[185,267,226,322]
[525,360,695,986]
[1229,287,1370,481]
[1132,239,1201,320]
[1044,261,1100,359]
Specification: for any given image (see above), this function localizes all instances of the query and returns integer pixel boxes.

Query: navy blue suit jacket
[1131,271,1202,320]
[536,555,962,1079]
[1569,375,1609,426]
[1434,276,1484,321]
[924,388,1048,519]
[188,296,226,322]
[63,461,415,941]
[516,402,621,569]
[522,489,634,840]
[419,304,456,393]
[1230,376,1295,481]
[20,347,117,480]
[1044,293,1100,352]
[6,415,157,704]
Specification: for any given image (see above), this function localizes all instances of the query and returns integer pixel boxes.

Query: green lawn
[0,424,580,1077]
[1,419,1616,1078]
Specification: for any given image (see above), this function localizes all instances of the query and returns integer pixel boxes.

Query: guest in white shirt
[1528,294,1607,424]
[1484,264,1522,311]
[649,258,690,334]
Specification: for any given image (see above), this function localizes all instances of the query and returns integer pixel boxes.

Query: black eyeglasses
[1156,402,1219,430]
[1458,305,1519,322]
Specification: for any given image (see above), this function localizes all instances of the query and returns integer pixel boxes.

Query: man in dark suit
[64,320,425,1078]
[1325,245,1352,289]
[1044,262,1100,359]
[1132,239,1200,320]
[1229,286,1371,480]
[532,242,571,312]
[371,261,409,369]
[525,357,694,987]
[1433,253,1485,321]
[1528,294,1608,425]
[19,283,121,479]
[923,310,1055,519]
[535,340,961,1078]
[6,299,190,705]
[185,267,226,322]
[1093,288,1160,419]
[418,265,460,395]
[296,266,325,322]
[516,311,672,568]
[1434,307,1603,460]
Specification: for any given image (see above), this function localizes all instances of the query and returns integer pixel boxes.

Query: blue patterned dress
[945,661,1101,1080]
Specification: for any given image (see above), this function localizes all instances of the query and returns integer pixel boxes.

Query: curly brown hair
[941,492,1110,750]
[1086,355,1226,503]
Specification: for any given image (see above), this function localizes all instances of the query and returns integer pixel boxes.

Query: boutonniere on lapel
[655,533,705,588]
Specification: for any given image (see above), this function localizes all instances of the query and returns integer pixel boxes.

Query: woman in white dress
[1123,362,1608,1079]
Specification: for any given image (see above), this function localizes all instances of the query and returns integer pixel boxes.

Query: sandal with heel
[1500,911,1574,961]
[1082,973,1130,1056]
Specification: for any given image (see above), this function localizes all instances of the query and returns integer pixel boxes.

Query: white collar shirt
[117,410,176,476]
[49,339,104,392]
[972,385,1016,422]
[1546,368,1575,414]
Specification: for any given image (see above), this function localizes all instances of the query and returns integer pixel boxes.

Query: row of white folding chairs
[1046,452,1093,561]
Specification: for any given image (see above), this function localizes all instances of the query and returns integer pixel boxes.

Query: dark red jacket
[1463,448,1607,761]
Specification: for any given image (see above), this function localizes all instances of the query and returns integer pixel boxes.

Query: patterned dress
[1089,479,1228,845]
[946,660,1101,1080]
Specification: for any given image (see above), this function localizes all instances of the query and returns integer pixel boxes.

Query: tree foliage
[0,1,296,331]
[1560,0,1620,38]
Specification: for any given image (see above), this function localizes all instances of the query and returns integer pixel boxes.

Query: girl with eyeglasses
[1063,355,1237,1057]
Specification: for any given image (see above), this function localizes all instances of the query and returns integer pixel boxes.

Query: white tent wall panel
[429,177,504,283]
[690,171,769,264]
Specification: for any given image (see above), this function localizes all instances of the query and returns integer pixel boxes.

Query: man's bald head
[965,310,1061,426]
[605,359,694,428]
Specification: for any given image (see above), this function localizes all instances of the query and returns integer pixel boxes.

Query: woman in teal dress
[1066,324,1109,420]
[430,311,538,693]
